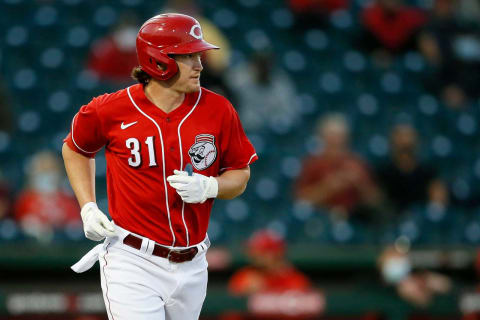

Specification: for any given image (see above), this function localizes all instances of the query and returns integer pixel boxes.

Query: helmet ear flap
[152,58,166,71]
[155,55,179,80]
[138,43,179,80]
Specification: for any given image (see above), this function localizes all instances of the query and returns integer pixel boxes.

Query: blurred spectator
[288,0,350,30]
[227,50,300,134]
[418,0,480,109]
[14,150,80,242]
[228,229,312,296]
[227,230,323,319]
[360,0,426,62]
[163,0,234,100]
[376,123,448,215]
[87,14,139,84]
[294,113,380,221]
[378,242,451,307]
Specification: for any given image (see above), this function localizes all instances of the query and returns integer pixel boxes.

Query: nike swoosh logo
[121,121,138,130]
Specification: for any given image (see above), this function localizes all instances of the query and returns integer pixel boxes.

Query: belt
[123,234,198,263]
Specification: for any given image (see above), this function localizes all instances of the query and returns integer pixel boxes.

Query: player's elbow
[232,181,249,199]
[234,167,250,197]
[221,184,247,200]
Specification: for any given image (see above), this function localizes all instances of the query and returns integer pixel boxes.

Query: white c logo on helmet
[189,24,203,40]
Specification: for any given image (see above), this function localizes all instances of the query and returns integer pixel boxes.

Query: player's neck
[144,80,185,114]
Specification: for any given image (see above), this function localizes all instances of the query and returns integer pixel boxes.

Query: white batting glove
[167,170,218,204]
[80,202,116,241]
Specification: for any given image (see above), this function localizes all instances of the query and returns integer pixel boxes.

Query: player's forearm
[216,166,250,200]
[62,143,96,207]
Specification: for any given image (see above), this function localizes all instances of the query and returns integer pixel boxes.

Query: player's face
[173,53,203,93]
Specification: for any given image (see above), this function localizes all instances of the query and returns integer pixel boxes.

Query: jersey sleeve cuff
[219,153,258,173]
[63,136,97,158]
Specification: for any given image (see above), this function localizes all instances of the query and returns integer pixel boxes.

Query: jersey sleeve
[219,103,258,172]
[63,97,106,158]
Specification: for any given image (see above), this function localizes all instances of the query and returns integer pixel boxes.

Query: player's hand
[167,170,218,204]
[80,202,116,241]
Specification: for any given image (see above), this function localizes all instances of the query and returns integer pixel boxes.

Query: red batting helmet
[136,13,219,80]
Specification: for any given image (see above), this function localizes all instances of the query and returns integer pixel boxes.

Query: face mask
[114,27,137,51]
[382,257,411,284]
[32,173,59,193]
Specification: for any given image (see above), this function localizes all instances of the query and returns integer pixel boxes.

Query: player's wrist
[205,176,218,199]
[80,202,98,221]
[82,201,97,209]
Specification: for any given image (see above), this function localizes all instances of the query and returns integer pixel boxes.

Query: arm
[295,160,350,206]
[167,166,251,204]
[216,166,250,200]
[62,143,96,207]
[62,143,114,240]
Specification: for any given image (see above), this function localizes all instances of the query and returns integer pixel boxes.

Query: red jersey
[64,84,257,247]
[87,37,138,83]
[14,190,80,227]
[228,266,311,295]
[362,4,426,51]
[294,153,376,212]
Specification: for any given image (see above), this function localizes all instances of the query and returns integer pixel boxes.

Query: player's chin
[186,81,201,93]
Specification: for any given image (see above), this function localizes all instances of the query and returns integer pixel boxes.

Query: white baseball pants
[72,225,209,320]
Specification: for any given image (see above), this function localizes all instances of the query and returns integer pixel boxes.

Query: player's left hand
[167,170,218,203]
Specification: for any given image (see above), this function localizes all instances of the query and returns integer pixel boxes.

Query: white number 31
[125,136,157,167]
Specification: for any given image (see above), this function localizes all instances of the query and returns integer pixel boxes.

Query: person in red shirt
[227,230,322,320]
[288,0,350,30]
[229,230,311,296]
[360,0,426,55]
[62,14,257,320]
[87,14,139,84]
[14,151,80,242]
[294,113,380,221]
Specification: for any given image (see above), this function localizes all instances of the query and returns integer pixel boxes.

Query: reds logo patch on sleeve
[188,134,217,170]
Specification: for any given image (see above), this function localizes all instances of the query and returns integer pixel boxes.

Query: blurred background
[1,0,480,319]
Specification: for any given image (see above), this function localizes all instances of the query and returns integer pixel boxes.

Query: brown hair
[131,66,151,85]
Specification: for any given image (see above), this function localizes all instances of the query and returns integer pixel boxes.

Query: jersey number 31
[125,137,157,167]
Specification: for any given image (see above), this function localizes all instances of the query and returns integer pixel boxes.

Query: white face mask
[113,27,137,51]
[382,257,411,284]
[32,173,59,193]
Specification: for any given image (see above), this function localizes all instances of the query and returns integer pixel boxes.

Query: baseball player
[62,14,257,320]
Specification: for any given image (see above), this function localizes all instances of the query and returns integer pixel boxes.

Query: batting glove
[80,202,116,241]
[167,170,218,204]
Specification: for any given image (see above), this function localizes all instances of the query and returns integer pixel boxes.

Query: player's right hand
[80,202,116,241]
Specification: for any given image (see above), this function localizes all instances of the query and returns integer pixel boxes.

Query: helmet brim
[164,39,219,55]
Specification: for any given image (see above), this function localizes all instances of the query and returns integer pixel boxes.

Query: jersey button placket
[165,117,174,157]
